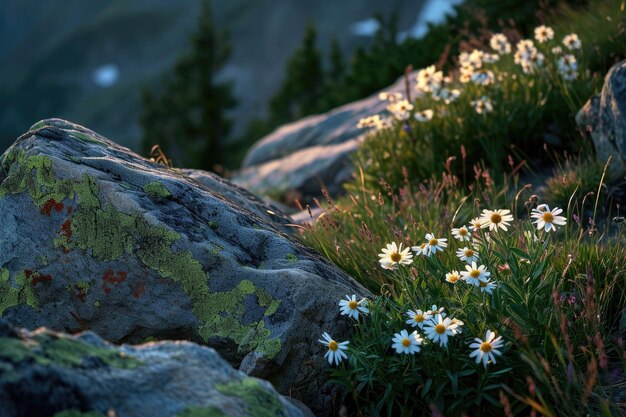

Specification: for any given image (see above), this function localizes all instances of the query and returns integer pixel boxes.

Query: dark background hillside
[0,0,429,153]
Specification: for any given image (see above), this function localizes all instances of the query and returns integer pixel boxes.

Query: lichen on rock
[1,151,283,359]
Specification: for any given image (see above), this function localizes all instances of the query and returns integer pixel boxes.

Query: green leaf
[510,247,530,260]
[421,378,433,399]
[447,371,459,396]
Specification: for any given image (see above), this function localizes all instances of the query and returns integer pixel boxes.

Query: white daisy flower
[469,217,484,232]
[551,46,563,55]
[534,25,554,43]
[451,225,471,241]
[482,53,500,64]
[530,205,567,232]
[469,329,504,368]
[490,33,511,55]
[433,87,461,104]
[378,242,413,270]
[416,65,444,94]
[425,233,447,255]
[478,279,497,294]
[411,242,430,257]
[426,305,446,317]
[424,314,456,347]
[378,91,403,102]
[357,115,387,130]
[479,209,514,232]
[388,100,414,121]
[391,329,423,354]
[456,247,479,264]
[471,70,495,86]
[339,294,369,319]
[563,33,582,50]
[560,67,578,80]
[406,309,432,328]
[450,318,465,334]
[445,270,462,284]
[461,261,490,285]
[471,96,494,114]
[319,332,349,365]
[414,109,434,122]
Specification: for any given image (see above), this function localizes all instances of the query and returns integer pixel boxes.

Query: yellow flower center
[542,212,554,223]
[470,269,480,278]
[402,338,411,347]
[459,228,468,236]
[328,340,338,352]
[480,342,493,353]
[479,281,488,287]
[490,213,502,224]
[435,324,446,334]
[464,249,474,257]
[414,314,425,322]
[390,252,402,262]
[429,239,438,246]
[420,243,427,250]
[348,300,358,310]
[448,275,459,283]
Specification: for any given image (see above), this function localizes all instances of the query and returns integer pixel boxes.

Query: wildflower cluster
[354,25,584,136]
[322,204,568,367]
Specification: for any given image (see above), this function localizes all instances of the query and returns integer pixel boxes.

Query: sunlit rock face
[0,119,369,414]
[0,319,313,417]
[577,59,626,176]
[233,72,411,200]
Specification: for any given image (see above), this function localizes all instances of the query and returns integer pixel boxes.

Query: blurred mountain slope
[0,0,424,153]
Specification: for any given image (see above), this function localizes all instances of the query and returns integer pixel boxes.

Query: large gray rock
[576,59,626,175]
[232,73,409,199]
[0,319,312,417]
[0,119,369,413]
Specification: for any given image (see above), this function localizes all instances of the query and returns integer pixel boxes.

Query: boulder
[232,73,410,200]
[0,319,312,417]
[0,119,369,413]
[180,168,294,233]
[576,59,626,175]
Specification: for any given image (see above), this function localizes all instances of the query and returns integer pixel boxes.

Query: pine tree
[325,38,346,108]
[139,0,236,170]
[268,22,325,125]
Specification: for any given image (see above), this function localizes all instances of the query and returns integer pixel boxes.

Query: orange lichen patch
[24,270,53,286]
[102,269,127,294]
[103,269,127,284]
[132,282,147,298]
[40,198,64,216]
[60,220,72,239]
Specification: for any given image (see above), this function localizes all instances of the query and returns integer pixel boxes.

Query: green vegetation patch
[175,406,228,417]
[69,131,105,146]
[0,333,141,369]
[143,181,172,198]
[0,268,38,315]
[215,378,286,417]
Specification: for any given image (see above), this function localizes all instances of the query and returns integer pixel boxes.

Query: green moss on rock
[69,131,105,146]
[0,334,141,369]
[0,269,39,315]
[175,406,228,417]
[215,378,286,417]
[0,151,283,359]
[143,181,172,198]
